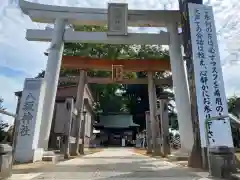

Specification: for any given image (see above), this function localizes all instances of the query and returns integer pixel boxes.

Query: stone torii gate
[19,0,194,157]
[18,1,235,174]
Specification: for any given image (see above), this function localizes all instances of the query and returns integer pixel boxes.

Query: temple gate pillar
[72,70,86,155]
[40,19,66,149]
[167,22,194,154]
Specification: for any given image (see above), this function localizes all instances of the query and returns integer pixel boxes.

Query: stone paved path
[9,148,213,180]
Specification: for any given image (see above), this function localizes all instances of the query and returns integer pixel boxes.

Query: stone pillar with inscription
[14,78,45,163]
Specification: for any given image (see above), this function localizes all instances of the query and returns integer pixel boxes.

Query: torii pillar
[39,19,66,149]
[147,72,161,156]
[167,22,194,155]
[72,71,86,155]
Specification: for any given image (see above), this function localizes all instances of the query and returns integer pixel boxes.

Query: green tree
[227,95,239,116]
[0,97,5,110]
[0,98,9,142]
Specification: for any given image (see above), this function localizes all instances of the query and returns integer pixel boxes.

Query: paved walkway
[10,148,212,180]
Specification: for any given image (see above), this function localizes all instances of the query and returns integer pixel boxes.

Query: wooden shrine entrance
[62,56,171,71]
[60,55,172,155]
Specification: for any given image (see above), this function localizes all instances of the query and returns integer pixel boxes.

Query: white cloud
[0,0,240,124]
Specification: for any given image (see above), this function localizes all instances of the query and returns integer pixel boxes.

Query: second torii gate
[59,56,172,155]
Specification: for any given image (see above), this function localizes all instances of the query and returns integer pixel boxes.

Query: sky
[0,0,240,125]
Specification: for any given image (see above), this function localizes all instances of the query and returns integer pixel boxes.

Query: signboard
[15,78,45,162]
[112,65,124,82]
[188,3,233,147]
[107,3,128,36]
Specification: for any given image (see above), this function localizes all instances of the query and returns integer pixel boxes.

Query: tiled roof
[96,114,139,128]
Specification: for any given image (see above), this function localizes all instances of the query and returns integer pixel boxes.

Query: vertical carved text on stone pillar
[20,93,36,137]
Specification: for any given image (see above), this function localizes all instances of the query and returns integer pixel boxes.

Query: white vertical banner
[188,3,233,148]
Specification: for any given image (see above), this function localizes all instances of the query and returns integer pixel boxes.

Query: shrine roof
[95,114,139,128]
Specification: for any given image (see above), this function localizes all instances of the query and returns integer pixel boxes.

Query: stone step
[42,151,64,164]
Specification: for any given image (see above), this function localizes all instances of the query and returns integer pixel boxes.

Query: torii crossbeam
[62,56,171,72]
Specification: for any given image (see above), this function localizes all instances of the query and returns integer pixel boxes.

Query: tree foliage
[0,98,9,142]
[227,95,239,116]
[0,97,5,110]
